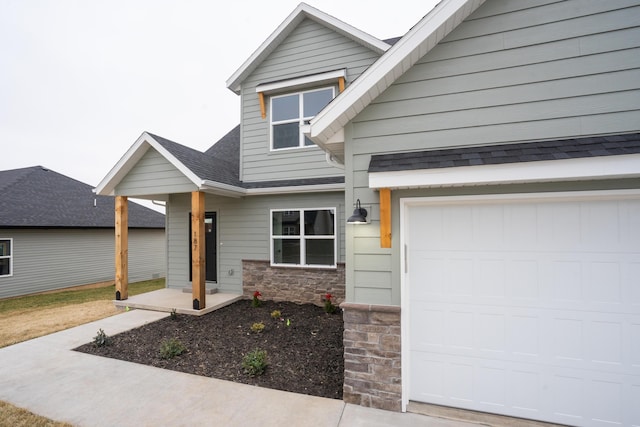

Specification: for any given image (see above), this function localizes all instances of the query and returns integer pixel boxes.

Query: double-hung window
[270,87,334,150]
[0,239,12,277]
[271,208,336,267]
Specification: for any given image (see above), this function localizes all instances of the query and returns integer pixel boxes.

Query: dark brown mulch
[74,299,344,399]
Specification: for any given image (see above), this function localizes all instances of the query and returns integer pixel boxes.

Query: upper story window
[0,239,12,277]
[270,87,335,150]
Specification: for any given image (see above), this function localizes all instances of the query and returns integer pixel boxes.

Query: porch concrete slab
[113,288,243,316]
[0,308,480,427]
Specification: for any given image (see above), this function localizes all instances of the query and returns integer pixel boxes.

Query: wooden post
[258,92,266,119]
[191,191,206,310]
[380,188,392,248]
[115,196,129,300]
[338,76,345,93]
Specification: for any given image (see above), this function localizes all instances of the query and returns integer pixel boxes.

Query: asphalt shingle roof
[148,126,343,189]
[368,133,640,173]
[0,166,165,228]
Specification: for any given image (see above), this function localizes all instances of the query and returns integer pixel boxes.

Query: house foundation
[341,302,402,412]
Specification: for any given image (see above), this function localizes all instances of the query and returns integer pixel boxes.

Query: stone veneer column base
[341,302,402,412]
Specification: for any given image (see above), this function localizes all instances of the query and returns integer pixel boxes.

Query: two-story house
[97,1,640,425]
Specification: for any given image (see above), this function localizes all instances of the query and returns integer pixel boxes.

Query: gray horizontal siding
[240,18,382,182]
[346,0,640,306]
[0,228,165,299]
[116,148,197,196]
[165,192,345,295]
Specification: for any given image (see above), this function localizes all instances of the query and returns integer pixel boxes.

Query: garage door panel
[414,301,637,374]
[411,350,639,425]
[406,196,640,426]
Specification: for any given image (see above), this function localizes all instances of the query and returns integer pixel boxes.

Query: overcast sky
[1,0,438,209]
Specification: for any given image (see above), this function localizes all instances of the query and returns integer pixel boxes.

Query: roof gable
[226,2,390,94]
[0,166,165,228]
[95,132,245,197]
[308,0,486,151]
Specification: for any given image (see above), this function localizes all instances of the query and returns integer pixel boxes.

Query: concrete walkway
[0,310,480,427]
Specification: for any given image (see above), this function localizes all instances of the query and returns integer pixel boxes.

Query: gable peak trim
[226,2,390,94]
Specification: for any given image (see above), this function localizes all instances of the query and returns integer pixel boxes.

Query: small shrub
[270,310,281,319]
[323,293,337,314]
[159,338,186,359]
[170,308,178,320]
[252,291,262,307]
[242,349,268,376]
[250,321,265,333]
[93,328,110,347]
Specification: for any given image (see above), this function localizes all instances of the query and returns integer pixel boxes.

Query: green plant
[159,338,186,359]
[270,310,281,319]
[92,328,110,347]
[242,349,268,376]
[250,321,265,333]
[323,293,337,314]
[170,308,178,320]
[252,290,262,307]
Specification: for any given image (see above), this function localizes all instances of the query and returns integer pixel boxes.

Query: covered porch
[113,288,243,316]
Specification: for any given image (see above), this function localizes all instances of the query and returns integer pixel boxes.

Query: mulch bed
[74,299,344,399]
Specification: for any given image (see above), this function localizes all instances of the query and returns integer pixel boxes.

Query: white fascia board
[245,182,344,195]
[226,3,389,94]
[309,0,484,145]
[256,69,346,94]
[94,132,205,196]
[369,154,640,189]
[94,132,152,195]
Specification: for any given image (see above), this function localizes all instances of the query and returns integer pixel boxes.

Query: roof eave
[226,2,390,94]
[369,154,640,189]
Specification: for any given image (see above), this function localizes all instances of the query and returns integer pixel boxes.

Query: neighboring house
[96,1,640,425]
[0,166,166,299]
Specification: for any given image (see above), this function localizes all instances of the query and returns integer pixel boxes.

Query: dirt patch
[75,300,344,399]
[0,301,119,348]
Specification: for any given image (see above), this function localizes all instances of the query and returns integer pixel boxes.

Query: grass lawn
[0,278,165,427]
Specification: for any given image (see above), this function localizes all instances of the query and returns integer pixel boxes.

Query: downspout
[325,152,344,169]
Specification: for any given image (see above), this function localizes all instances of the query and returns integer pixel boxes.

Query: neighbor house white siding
[0,228,165,298]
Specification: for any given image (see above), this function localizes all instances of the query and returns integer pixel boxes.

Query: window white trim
[256,69,346,94]
[270,86,335,151]
[0,238,13,278]
[270,207,337,268]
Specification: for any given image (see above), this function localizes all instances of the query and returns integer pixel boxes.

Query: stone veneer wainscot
[242,260,345,306]
[341,303,402,411]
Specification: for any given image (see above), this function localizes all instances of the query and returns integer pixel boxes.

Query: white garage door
[405,192,640,426]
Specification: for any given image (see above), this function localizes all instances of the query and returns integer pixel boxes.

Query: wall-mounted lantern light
[347,199,368,224]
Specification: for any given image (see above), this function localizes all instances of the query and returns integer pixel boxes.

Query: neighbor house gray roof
[368,133,640,173]
[0,166,165,228]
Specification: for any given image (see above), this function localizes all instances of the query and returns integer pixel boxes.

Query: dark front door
[189,212,217,282]
[204,212,217,281]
